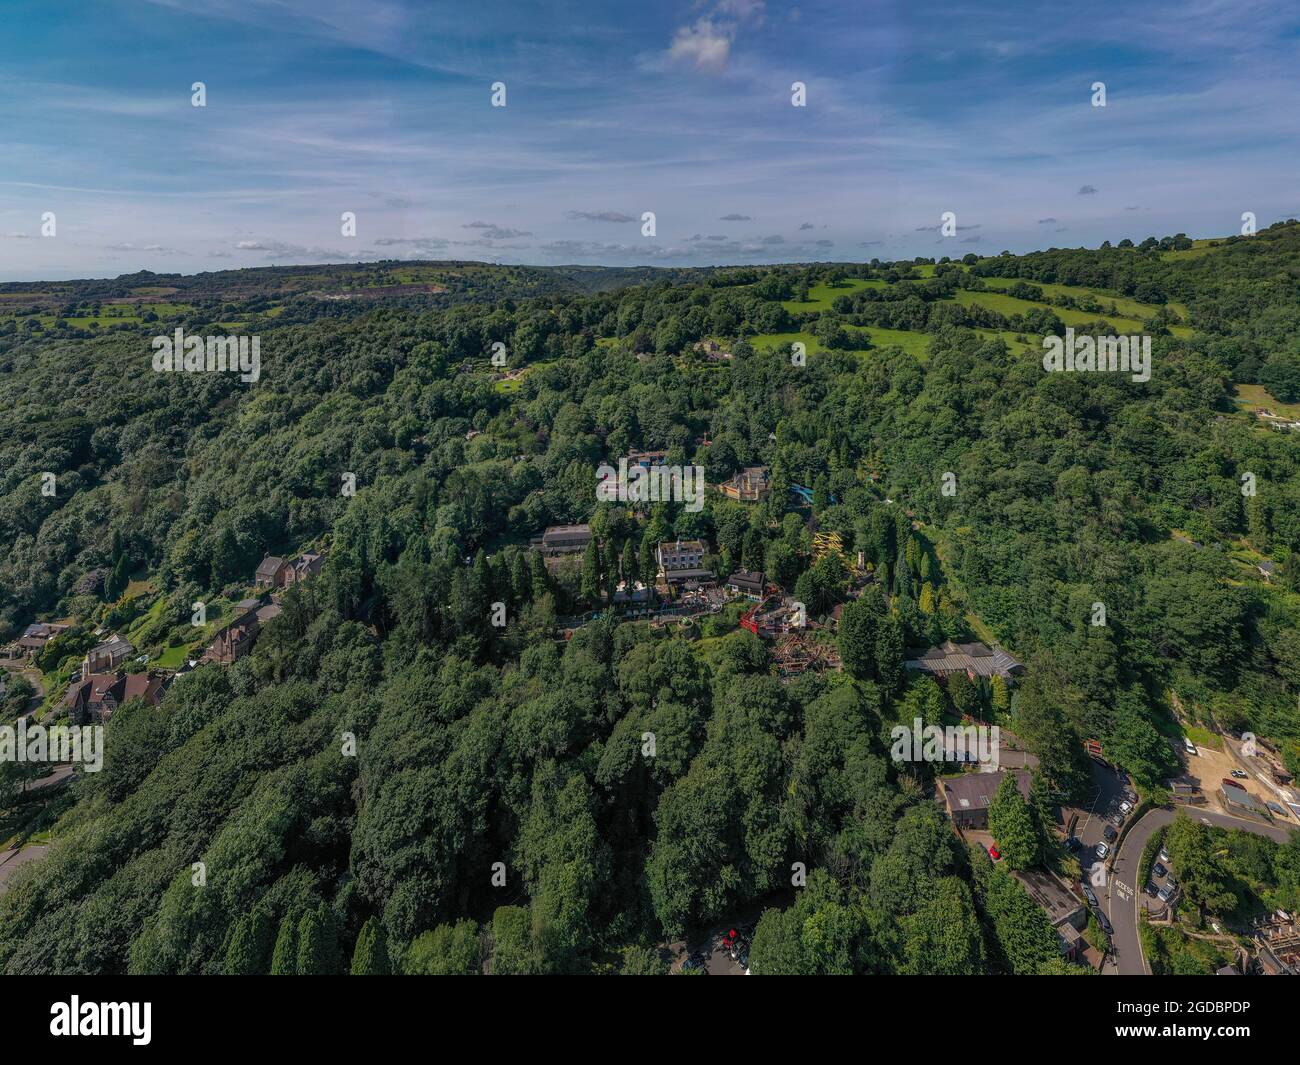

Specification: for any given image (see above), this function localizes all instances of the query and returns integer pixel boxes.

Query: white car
[1119,800,1132,815]
[1184,737,1198,755]
[1095,842,1110,859]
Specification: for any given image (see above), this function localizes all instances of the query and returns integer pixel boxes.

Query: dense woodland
[3,223,1300,974]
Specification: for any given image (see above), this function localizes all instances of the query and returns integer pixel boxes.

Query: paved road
[1072,759,1134,853]
[1107,807,1293,975]
[0,845,49,895]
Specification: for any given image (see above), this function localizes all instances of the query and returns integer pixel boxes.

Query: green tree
[947,671,978,717]
[106,553,130,601]
[350,917,392,976]
[405,920,483,975]
[580,538,601,604]
[296,903,342,975]
[224,909,274,975]
[489,906,541,975]
[837,597,877,680]
[619,944,668,975]
[874,615,905,696]
[987,772,1041,870]
[989,674,1010,715]
[971,850,1061,974]
[899,877,985,975]
[269,914,299,975]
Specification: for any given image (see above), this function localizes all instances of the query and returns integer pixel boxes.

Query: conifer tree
[350,917,392,976]
[269,914,299,975]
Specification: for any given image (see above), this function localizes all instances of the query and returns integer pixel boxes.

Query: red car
[988,845,1001,861]
[1223,777,1247,791]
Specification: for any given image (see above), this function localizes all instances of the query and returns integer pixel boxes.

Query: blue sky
[2,0,1298,280]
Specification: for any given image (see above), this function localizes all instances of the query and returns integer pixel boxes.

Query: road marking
[1115,880,1133,901]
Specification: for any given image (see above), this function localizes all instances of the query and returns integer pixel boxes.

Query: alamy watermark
[1,720,103,773]
[890,717,1000,769]
[1042,328,1150,383]
[152,328,260,383]
[596,460,705,513]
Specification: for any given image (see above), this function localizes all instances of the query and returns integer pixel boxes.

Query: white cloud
[667,19,734,73]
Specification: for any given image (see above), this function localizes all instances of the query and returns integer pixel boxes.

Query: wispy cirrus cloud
[1,0,1298,279]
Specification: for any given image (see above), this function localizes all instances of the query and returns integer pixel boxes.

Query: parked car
[1083,885,1099,907]
[1159,847,1170,863]
[1094,842,1109,860]
[1102,825,1118,842]
[1266,802,1290,818]
[1231,770,1248,779]
[1165,873,1177,888]
[988,845,1001,861]
[1065,835,1082,853]
[1153,862,1168,879]
[1094,909,1113,936]
[1222,778,1247,791]
[1119,800,1133,814]
[1157,884,1175,903]
[1184,737,1198,755]
[1144,883,1158,897]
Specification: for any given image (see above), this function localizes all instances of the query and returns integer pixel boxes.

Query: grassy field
[128,286,182,297]
[749,326,939,359]
[748,331,834,355]
[979,277,1164,322]
[1234,383,1300,420]
[151,643,194,669]
[7,301,201,329]
[1183,724,1221,751]
[974,328,1038,352]
[1160,238,1225,262]
[947,289,1150,333]
[859,327,930,358]
[494,360,556,393]
[781,278,880,314]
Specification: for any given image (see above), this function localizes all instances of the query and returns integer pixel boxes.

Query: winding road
[1106,806,1293,975]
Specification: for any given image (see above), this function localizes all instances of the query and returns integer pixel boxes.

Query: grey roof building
[940,768,1031,830]
[1219,786,1270,821]
[905,640,1023,681]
